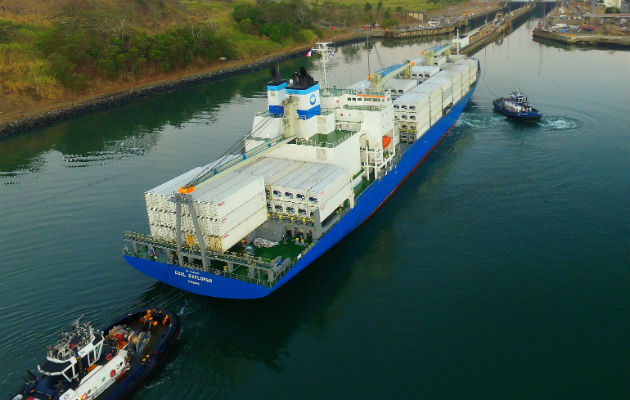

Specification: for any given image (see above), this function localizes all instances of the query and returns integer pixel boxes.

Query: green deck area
[354,177,372,198]
[253,240,309,262]
[299,130,354,148]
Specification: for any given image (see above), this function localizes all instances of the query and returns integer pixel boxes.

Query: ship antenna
[366,31,371,77]
[311,42,334,90]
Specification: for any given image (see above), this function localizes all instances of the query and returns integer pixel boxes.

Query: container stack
[393,90,431,143]
[275,163,329,215]
[145,169,268,253]
[287,164,337,214]
[262,161,351,222]
[410,65,439,82]
[384,79,418,99]
[237,157,303,199]
[145,167,204,227]
[431,73,454,110]
[306,168,352,222]
[443,63,471,101]
[455,59,478,90]
[412,82,443,127]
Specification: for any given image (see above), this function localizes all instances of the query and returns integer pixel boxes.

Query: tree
[364,3,372,12]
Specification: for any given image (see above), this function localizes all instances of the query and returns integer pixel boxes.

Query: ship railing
[323,88,386,98]
[343,104,386,112]
[295,138,336,148]
[267,213,316,226]
[123,231,304,287]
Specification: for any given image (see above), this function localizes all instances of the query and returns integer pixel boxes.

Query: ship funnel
[286,66,320,120]
[267,66,287,116]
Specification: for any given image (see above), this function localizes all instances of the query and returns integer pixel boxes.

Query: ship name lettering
[186,273,212,284]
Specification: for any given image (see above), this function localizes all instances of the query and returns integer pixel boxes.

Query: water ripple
[538,116,581,131]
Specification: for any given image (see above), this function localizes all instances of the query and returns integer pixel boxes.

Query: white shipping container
[265,160,304,197]
[211,192,267,236]
[415,122,430,139]
[274,163,326,201]
[313,186,352,221]
[292,165,336,203]
[194,173,265,219]
[307,167,350,206]
[384,79,418,97]
[411,65,439,81]
[270,199,284,214]
[408,109,430,120]
[210,208,268,252]
[145,167,204,212]
[238,157,286,178]
[414,115,430,127]
[282,201,298,216]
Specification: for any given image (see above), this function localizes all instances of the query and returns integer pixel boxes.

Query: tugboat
[9,309,180,400]
[493,89,542,122]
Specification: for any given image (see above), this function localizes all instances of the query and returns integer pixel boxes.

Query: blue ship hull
[124,83,477,299]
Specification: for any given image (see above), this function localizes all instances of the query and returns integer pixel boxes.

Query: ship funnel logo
[309,94,317,105]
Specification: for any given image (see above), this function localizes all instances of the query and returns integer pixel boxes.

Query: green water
[1,19,628,399]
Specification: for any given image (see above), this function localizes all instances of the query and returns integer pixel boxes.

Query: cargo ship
[123,42,480,299]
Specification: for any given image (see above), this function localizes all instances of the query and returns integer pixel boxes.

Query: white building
[603,0,621,8]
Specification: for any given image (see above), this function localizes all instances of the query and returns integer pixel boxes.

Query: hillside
[0,0,464,125]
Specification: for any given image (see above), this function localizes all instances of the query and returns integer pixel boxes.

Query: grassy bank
[0,0,466,126]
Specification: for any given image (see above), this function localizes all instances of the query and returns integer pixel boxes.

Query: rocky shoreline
[0,36,367,138]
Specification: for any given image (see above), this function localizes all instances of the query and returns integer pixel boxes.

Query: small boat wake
[537,116,581,131]
[457,110,581,133]
[455,112,506,129]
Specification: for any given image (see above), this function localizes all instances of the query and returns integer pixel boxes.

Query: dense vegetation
[0,0,462,112]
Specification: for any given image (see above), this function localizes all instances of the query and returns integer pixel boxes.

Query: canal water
[1,17,628,399]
